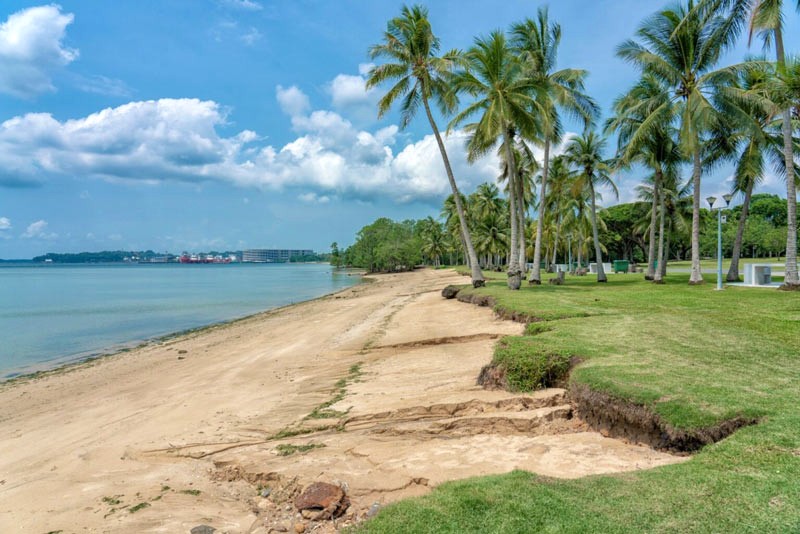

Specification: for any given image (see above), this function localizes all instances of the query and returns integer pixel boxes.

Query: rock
[441,285,461,299]
[294,482,350,520]
[271,526,288,533]
[294,523,306,533]
[190,526,216,534]
[257,498,271,510]
[300,509,316,520]
[261,488,272,498]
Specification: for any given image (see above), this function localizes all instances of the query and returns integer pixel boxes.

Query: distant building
[241,249,314,263]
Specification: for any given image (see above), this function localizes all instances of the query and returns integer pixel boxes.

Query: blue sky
[0,1,797,258]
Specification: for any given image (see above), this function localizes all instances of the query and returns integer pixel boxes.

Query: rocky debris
[190,526,216,534]
[549,271,565,285]
[440,285,461,299]
[366,502,381,518]
[261,487,272,498]
[293,482,350,521]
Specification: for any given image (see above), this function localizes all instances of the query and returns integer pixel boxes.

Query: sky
[0,1,798,258]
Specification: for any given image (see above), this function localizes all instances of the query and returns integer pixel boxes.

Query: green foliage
[128,502,150,513]
[344,218,422,273]
[492,336,572,391]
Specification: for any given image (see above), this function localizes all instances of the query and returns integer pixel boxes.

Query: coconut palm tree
[606,74,683,280]
[717,61,799,280]
[448,30,540,290]
[564,131,618,282]
[693,0,800,287]
[497,137,539,270]
[618,3,742,285]
[543,155,573,270]
[510,8,598,284]
[419,217,446,267]
[366,5,485,287]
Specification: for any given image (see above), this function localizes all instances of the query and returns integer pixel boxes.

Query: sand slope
[0,269,683,533]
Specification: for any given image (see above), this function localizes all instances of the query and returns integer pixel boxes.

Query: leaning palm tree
[692,0,800,287]
[618,3,741,285]
[511,8,598,284]
[366,5,485,287]
[448,31,540,290]
[564,131,618,282]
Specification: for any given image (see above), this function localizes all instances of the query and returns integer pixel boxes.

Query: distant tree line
[340,193,799,273]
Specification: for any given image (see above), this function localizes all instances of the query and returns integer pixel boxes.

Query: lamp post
[707,194,732,290]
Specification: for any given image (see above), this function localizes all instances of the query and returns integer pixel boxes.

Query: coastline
[1,268,367,386]
[0,268,681,533]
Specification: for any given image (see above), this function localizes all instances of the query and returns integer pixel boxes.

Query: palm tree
[448,31,540,290]
[564,131,618,282]
[693,0,800,287]
[543,155,573,269]
[618,3,741,285]
[419,217,446,267]
[366,5,485,287]
[510,8,598,284]
[606,74,682,281]
[718,61,799,281]
[498,137,539,270]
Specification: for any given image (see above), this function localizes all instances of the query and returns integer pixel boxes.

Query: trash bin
[613,260,629,274]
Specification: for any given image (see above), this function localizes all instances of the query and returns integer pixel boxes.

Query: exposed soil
[569,383,758,452]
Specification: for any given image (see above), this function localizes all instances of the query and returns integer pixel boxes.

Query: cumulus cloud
[0,216,10,230]
[21,219,57,239]
[0,94,502,203]
[276,85,310,117]
[0,5,78,98]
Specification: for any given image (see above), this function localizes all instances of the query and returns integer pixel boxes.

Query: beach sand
[0,268,684,533]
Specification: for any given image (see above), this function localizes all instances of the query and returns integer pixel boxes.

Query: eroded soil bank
[0,269,684,533]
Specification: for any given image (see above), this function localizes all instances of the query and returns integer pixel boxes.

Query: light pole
[707,194,732,290]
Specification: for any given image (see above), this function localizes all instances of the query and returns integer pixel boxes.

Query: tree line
[364,0,800,290]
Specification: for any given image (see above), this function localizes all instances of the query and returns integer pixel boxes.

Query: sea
[0,262,360,379]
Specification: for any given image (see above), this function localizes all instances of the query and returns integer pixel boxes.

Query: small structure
[589,262,612,274]
[743,263,774,286]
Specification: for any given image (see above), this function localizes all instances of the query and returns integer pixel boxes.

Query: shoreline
[1,269,367,386]
[0,268,681,533]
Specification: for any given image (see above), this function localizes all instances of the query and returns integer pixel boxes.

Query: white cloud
[21,219,57,239]
[0,96,502,203]
[0,216,10,230]
[276,85,310,117]
[0,5,78,98]
[219,0,262,11]
[298,192,331,204]
[70,73,132,98]
[328,64,380,122]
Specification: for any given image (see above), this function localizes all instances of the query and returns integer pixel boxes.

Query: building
[241,249,314,263]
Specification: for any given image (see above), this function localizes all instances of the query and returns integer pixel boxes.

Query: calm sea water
[0,262,360,378]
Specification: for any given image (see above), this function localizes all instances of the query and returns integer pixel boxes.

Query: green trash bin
[613,260,629,273]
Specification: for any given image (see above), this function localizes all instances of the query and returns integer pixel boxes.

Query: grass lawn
[356,270,800,533]
[667,257,789,271]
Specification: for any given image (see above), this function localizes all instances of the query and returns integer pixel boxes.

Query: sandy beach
[0,268,683,533]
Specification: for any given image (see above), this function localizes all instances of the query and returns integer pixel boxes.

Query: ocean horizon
[0,262,360,379]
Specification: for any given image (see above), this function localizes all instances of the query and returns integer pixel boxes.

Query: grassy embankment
[357,269,800,533]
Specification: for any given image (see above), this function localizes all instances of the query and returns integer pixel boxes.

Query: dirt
[0,269,686,533]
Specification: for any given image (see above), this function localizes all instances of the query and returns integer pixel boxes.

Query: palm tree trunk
[516,172,527,274]
[646,168,661,280]
[727,181,753,282]
[529,139,550,284]
[422,97,484,287]
[689,147,704,285]
[589,182,607,282]
[660,226,670,279]
[552,214,562,269]
[774,26,799,288]
[654,192,666,284]
[503,129,522,290]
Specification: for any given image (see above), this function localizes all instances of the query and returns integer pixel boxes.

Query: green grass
[357,271,800,533]
[275,442,326,456]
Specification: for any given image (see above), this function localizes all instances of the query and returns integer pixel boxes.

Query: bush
[492,336,572,392]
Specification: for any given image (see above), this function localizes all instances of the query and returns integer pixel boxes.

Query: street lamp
[707,194,733,290]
